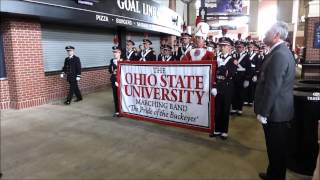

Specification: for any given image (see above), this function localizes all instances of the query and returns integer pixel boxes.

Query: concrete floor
[0,88,311,180]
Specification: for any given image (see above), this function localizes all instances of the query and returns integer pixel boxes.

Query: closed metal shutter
[41,24,115,72]
[131,34,160,56]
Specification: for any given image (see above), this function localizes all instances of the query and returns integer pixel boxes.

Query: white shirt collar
[269,40,284,53]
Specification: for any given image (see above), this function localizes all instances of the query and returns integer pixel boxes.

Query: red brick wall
[302,17,320,79]
[305,17,320,61]
[1,16,111,109]
[2,16,47,109]
[45,69,110,102]
[0,80,10,109]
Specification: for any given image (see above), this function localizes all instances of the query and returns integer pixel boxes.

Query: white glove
[243,80,249,88]
[76,77,81,81]
[257,114,267,124]
[252,75,257,82]
[115,82,119,87]
[60,73,64,78]
[211,88,217,96]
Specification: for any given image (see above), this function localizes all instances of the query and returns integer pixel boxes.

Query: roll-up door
[41,24,115,72]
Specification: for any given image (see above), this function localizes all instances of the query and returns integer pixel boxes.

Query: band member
[209,37,238,140]
[254,47,266,78]
[125,40,139,61]
[60,46,82,105]
[161,45,174,61]
[206,41,217,56]
[176,32,193,60]
[231,41,252,115]
[158,45,165,61]
[109,46,123,117]
[244,42,259,106]
[172,44,179,60]
[140,39,156,61]
[182,22,214,62]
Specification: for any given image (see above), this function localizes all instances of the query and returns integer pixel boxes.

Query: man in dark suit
[254,22,295,180]
[140,39,156,61]
[60,46,82,105]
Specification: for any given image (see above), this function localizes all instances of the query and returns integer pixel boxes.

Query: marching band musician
[161,45,174,62]
[140,39,157,61]
[125,40,139,61]
[209,37,238,140]
[109,46,123,117]
[182,22,215,62]
[176,32,193,61]
[244,42,259,106]
[231,41,252,115]
[158,45,165,61]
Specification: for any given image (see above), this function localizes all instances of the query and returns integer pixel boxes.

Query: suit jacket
[62,55,81,81]
[254,43,295,122]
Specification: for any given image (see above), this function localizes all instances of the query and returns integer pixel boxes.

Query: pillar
[302,0,320,79]
[1,16,47,109]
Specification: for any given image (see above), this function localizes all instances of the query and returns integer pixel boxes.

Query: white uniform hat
[195,22,210,39]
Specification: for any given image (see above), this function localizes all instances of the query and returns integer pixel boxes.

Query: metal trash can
[288,86,320,175]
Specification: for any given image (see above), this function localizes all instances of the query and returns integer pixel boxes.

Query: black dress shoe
[64,100,71,105]
[258,172,267,180]
[220,136,228,140]
[113,112,120,117]
[74,98,83,102]
[209,133,221,138]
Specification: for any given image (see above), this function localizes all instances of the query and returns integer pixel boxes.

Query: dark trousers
[232,73,245,111]
[244,79,254,103]
[263,121,291,180]
[111,80,119,113]
[214,81,233,133]
[67,80,82,101]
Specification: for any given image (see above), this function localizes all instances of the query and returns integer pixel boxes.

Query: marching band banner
[118,62,216,132]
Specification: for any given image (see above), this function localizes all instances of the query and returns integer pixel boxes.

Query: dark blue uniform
[109,58,120,113]
[213,53,237,136]
[62,55,82,103]
[231,51,252,114]
[244,51,258,105]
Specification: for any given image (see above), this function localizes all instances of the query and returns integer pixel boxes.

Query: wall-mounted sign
[0,0,183,36]
[199,7,207,22]
[203,0,243,15]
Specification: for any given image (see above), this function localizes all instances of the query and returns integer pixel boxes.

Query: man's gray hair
[272,21,289,40]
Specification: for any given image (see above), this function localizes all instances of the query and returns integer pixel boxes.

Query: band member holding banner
[231,41,252,115]
[109,46,123,117]
[176,32,193,61]
[182,22,214,62]
[243,42,258,106]
[125,40,138,61]
[209,37,238,140]
[140,39,156,61]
